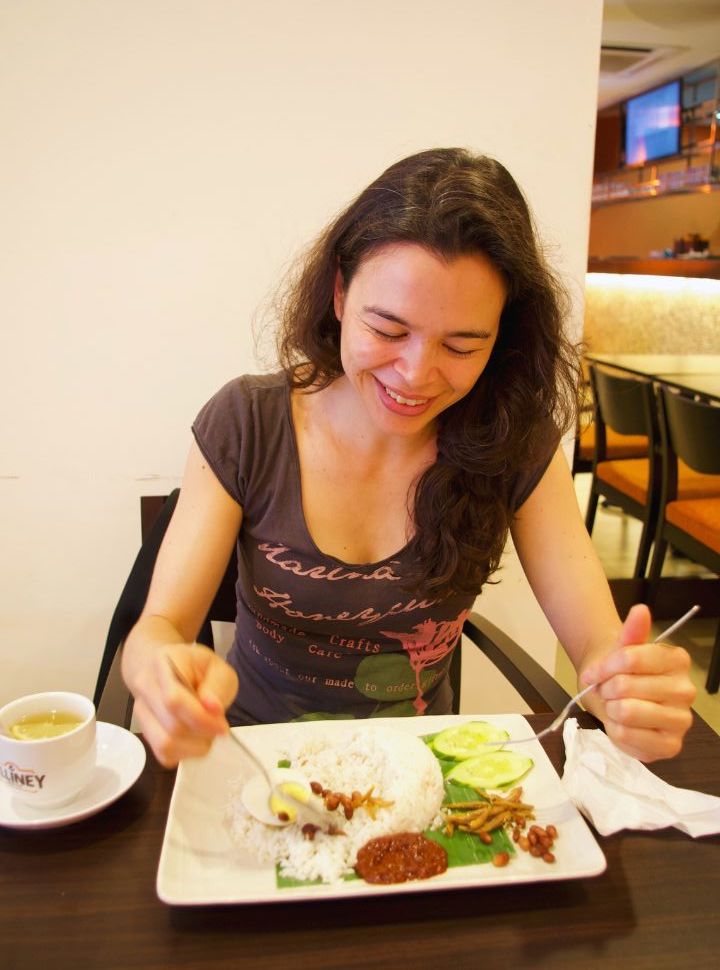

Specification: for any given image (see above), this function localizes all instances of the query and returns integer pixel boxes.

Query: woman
[122,148,695,767]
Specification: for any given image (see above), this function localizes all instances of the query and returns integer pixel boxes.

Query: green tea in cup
[0,691,96,807]
[9,711,84,741]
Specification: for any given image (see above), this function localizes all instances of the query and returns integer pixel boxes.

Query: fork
[494,605,700,746]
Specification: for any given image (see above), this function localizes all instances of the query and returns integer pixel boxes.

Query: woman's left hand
[579,604,696,763]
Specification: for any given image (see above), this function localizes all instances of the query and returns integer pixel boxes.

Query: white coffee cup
[0,691,97,808]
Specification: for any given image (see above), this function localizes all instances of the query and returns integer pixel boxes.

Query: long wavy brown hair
[275,147,580,597]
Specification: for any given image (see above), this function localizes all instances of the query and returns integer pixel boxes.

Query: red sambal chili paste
[355,832,448,884]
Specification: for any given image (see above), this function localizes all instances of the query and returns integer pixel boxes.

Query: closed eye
[367,324,406,341]
[366,320,490,357]
[444,345,478,357]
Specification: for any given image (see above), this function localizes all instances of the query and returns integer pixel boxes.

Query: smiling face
[333,243,506,439]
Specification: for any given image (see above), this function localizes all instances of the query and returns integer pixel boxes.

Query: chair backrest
[658,386,720,477]
[93,490,238,709]
[589,363,657,443]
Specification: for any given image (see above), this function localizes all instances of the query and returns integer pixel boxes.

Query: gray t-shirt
[192,372,557,725]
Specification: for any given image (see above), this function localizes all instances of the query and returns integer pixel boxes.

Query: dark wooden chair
[584,363,662,578]
[572,371,648,478]
[96,491,571,728]
[646,386,720,693]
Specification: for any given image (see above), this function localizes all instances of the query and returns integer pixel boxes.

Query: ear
[333,268,345,321]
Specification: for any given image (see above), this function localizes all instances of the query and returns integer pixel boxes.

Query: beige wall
[1,1,603,709]
[589,192,720,258]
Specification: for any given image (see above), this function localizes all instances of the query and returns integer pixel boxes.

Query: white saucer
[0,721,147,830]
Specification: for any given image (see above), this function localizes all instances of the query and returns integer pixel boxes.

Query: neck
[322,376,437,460]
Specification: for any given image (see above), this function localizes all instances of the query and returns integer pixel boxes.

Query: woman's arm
[121,440,242,766]
[510,447,695,762]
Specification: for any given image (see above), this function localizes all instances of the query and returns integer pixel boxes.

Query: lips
[383,385,429,407]
[373,376,435,417]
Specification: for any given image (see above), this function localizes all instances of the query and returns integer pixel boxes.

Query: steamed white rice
[226,725,445,884]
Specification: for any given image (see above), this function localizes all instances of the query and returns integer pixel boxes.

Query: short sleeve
[192,378,253,506]
[509,418,561,512]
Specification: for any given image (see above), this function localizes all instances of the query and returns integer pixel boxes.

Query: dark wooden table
[2,713,719,970]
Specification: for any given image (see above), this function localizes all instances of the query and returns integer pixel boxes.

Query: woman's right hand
[126,641,239,767]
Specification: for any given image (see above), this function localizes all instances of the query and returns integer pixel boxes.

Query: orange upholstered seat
[597,458,720,507]
[666,498,720,555]
[577,423,648,462]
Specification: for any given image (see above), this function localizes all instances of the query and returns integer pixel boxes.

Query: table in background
[585,353,720,401]
[660,374,720,399]
[2,712,719,970]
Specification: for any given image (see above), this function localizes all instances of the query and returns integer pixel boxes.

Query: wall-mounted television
[624,79,681,166]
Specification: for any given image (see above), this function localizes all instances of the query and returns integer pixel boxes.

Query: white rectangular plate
[156,714,606,905]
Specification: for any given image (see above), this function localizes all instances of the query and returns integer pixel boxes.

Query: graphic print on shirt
[257,542,404,584]
[378,610,470,713]
[253,584,440,628]
[235,535,472,722]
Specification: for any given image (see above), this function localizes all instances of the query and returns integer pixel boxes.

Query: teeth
[384,386,428,407]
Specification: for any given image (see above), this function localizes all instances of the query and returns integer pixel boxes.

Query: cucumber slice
[446,751,533,790]
[431,721,509,759]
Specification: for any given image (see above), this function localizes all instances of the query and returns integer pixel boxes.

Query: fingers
[582,641,691,687]
[579,624,696,762]
[582,686,690,762]
[132,645,239,767]
[602,696,694,734]
[154,652,229,736]
[133,697,217,767]
[596,644,694,703]
[618,603,652,648]
[603,716,692,763]
[188,648,239,715]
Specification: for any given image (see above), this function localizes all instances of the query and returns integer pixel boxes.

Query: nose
[393,339,437,387]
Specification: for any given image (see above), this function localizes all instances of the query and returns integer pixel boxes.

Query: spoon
[165,657,339,830]
[492,604,701,746]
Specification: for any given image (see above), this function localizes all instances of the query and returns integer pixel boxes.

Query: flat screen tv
[624,79,681,166]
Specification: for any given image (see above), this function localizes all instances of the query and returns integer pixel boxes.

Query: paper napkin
[561,718,720,838]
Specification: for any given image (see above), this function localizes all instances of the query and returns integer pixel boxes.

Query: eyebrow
[363,305,494,340]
